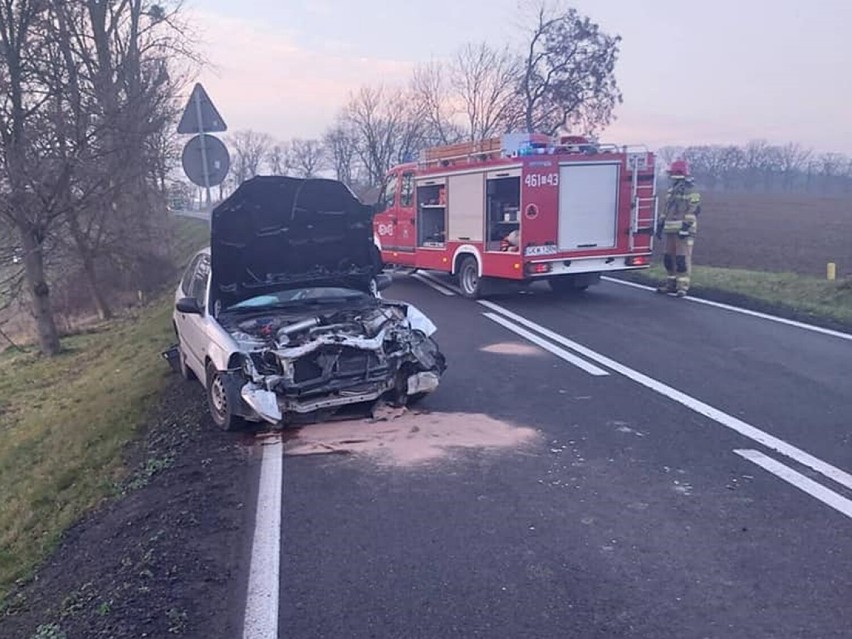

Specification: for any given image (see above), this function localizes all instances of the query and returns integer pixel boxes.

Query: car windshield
[226,287,368,311]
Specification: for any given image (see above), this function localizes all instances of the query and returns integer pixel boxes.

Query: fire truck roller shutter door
[447,173,485,243]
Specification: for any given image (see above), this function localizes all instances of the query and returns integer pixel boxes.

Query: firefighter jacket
[660,185,701,236]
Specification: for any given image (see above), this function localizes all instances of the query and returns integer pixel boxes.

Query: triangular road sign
[177,83,227,134]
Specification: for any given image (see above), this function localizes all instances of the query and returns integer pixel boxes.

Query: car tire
[206,363,244,432]
[458,256,482,299]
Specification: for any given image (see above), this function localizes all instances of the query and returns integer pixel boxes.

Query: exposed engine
[226,305,399,349]
[217,301,446,425]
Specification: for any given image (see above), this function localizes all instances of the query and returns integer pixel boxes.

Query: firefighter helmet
[668,160,690,177]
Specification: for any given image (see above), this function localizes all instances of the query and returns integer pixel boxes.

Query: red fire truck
[372,133,658,298]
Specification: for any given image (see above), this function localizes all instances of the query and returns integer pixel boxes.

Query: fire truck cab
[373,133,658,298]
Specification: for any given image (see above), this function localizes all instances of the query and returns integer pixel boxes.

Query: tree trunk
[19,226,61,355]
[81,253,112,320]
[68,207,113,321]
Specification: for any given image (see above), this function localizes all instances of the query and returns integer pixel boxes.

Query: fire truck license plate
[525,245,558,256]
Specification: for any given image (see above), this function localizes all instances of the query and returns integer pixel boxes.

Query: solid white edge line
[735,449,852,520]
[411,273,455,296]
[242,439,283,639]
[601,276,852,343]
[483,312,609,376]
[418,270,464,296]
[479,299,852,493]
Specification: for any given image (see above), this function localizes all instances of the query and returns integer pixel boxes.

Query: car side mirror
[176,297,202,315]
[375,273,392,292]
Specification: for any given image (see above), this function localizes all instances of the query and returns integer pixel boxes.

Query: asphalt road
[247,274,852,639]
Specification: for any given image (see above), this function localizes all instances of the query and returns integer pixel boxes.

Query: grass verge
[0,216,208,602]
[617,262,852,331]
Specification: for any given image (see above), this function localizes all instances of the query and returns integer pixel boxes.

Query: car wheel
[458,256,482,299]
[206,363,244,432]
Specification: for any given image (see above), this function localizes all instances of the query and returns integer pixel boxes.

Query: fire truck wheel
[458,256,482,299]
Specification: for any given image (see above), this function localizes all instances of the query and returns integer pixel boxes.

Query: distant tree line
[657,142,852,195]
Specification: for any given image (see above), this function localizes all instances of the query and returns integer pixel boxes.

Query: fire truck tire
[458,256,483,299]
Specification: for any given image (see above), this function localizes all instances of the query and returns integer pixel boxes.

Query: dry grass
[624,263,852,327]
[0,216,208,601]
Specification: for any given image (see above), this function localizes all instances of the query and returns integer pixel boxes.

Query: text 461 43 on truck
[373,133,658,298]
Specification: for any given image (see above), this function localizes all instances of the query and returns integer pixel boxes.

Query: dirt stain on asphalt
[281,405,540,467]
[480,341,543,356]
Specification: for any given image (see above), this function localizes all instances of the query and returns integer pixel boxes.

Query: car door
[395,171,416,253]
[374,171,398,249]
[174,252,203,349]
[177,254,211,378]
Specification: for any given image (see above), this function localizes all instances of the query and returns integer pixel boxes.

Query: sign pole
[193,89,212,205]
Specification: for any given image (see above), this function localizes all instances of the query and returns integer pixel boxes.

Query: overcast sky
[185,0,851,153]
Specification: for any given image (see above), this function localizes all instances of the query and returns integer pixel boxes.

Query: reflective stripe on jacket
[660,187,700,235]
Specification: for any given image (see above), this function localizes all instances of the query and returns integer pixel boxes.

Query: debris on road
[281,406,540,467]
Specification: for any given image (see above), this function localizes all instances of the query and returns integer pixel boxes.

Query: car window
[229,287,367,310]
[383,173,397,210]
[400,172,414,207]
[189,256,210,308]
[180,254,203,295]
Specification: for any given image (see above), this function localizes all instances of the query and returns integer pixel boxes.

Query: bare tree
[818,153,846,193]
[777,142,811,191]
[342,86,429,186]
[411,61,463,146]
[267,144,285,174]
[518,2,623,135]
[0,0,63,354]
[0,0,197,352]
[323,121,361,186]
[227,129,273,184]
[450,43,523,141]
[716,146,743,190]
[284,138,326,178]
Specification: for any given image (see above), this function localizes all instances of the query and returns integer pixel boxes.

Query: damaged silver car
[171,176,446,430]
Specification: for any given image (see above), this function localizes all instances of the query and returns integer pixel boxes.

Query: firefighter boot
[675,254,690,297]
[656,277,676,294]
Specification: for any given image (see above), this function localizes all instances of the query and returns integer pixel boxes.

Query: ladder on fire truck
[625,147,659,250]
[416,138,659,250]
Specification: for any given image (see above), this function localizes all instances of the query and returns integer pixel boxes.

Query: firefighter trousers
[659,234,694,294]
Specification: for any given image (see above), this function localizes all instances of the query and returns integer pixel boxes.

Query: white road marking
[479,299,852,493]
[483,312,609,376]
[418,270,464,296]
[735,449,852,520]
[243,438,283,639]
[412,273,456,296]
[602,276,852,343]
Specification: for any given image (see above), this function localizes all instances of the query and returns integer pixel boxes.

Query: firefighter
[655,160,701,296]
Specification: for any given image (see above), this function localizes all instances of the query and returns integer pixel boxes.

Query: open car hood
[210,176,379,309]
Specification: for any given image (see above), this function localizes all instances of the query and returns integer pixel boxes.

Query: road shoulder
[0,378,256,639]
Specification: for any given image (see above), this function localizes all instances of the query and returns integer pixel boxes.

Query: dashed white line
[735,450,852,520]
[412,272,456,296]
[479,299,852,494]
[243,438,283,639]
[602,276,852,343]
[483,312,609,376]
